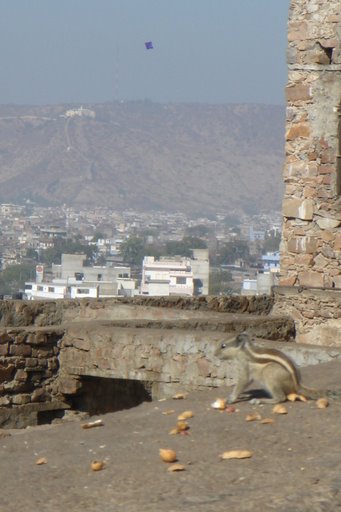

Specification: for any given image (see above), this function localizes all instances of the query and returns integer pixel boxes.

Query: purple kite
[145,41,153,50]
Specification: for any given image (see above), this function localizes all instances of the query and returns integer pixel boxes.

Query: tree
[166,237,207,257]
[209,269,234,295]
[262,232,281,252]
[217,240,250,266]
[185,225,212,238]
[0,262,36,295]
[120,237,145,266]
[40,238,95,266]
[92,231,105,242]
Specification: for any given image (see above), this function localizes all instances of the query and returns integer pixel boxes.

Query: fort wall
[0,297,340,428]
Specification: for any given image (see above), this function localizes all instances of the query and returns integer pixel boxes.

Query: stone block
[321,245,336,259]
[283,198,313,220]
[0,344,9,356]
[0,365,15,383]
[316,217,340,229]
[285,161,318,179]
[321,231,335,242]
[288,21,308,41]
[9,344,32,357]
[58,377,82,395]
[15,370,28,382]
[0,396,11,406]
[296,254,314,266]
[287,237,317,254]
[321,149,335,164]
[31,388,47,402]
[333,276,341,288]
[286,122,310,140]
[298,271,324,288]
[25,358,38,368]
[12,394,31,405]
[286,84,312,102]
[334,234,341,250]
[322,175,332,185]
[73,338,91,351]
[279,275,297,286]
[313,253,329,269]
[319,165,334,174]
[0,333,11,344]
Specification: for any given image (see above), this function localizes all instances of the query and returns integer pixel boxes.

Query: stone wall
[280,0,341,287]
[273,285,341,345]
[0,296,339,427]
[0,326,67,427]
[0,296,294,427]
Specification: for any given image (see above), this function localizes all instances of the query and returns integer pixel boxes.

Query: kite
[145,41,153,50]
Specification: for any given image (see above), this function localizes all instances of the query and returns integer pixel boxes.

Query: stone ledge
[0,400,69,429]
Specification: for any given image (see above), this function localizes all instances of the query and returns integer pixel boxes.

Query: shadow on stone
[67,376,152,416]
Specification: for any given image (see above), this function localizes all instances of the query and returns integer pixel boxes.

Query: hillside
[0,102,285,215]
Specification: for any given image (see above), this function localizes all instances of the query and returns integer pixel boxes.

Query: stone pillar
[280,0,341,288]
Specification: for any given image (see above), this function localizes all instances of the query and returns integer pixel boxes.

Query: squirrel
[215,332,323,404]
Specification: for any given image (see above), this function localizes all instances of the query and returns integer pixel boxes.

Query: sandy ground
[0,360,340,512]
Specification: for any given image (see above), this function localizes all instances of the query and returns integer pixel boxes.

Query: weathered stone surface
[283,198,314,220]
[287,236,317,254]
[9,345,31,357]
[285,84,312,102]
[316,217,341,229]
[295,254,314,265]
[333,276,341,288]
[298,271,324,288]
[58,377,82,395]
[15,370,28,382]
[279,275,297,286]
[334,234,341,250]
[286,122,310,140]
[0,365,15,383]
[31,388,47,402]
[12,394,31,405]
[280,0,341,318]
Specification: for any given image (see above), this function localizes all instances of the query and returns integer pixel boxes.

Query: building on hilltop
[63,106,96,118]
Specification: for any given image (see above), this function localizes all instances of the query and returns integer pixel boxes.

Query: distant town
[0,202,281,299]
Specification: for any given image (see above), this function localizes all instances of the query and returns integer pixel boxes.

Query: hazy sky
[0,0,290,106]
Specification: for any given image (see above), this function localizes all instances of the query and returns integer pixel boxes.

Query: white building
[140,256,194,297]
[190,248,209,295]
[24,253,137,300]
[140,249,209,297]
[241,251,280,296]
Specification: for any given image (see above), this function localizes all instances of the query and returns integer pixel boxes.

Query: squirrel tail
[299,385,340,401]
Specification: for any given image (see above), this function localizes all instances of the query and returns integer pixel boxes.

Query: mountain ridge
[0,102,285,215]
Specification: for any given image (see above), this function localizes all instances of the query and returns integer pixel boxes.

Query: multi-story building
[140,249,209,297]
[24,253,136,300]
[140,256,194,296]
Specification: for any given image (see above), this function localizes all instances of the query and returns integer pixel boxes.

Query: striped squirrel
[215,332,322,404]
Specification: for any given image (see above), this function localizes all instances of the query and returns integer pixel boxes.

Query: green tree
[40,238,95,266]
[120,237,145,266]
[217,240,249,265]
[0,262,36,295]
[166,237,207,257]
[262,232,281,252]
[92,231,105,242]
[209,269,234,295]
[25,248,39,261]
[185,225,211,238]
